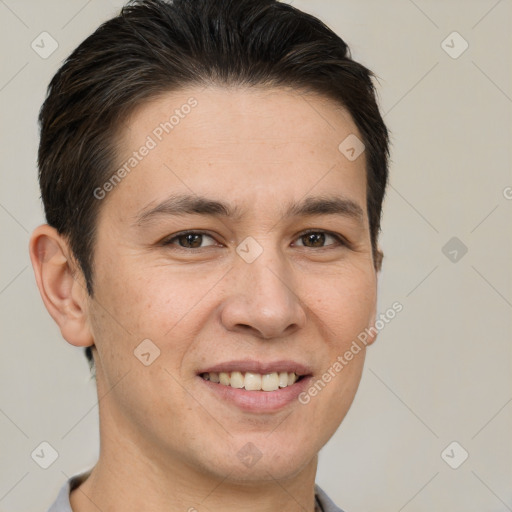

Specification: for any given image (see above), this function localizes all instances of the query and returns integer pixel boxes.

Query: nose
[219,248,307,340]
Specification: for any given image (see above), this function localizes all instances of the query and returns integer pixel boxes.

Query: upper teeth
[201,371,298,391]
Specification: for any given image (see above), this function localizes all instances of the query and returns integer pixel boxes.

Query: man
[30,0,389,510]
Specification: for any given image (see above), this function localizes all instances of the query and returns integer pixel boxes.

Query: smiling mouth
[200,371,305,391]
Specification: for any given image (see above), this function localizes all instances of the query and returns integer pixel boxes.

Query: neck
[71,444,319,512]
[70,383,319,512]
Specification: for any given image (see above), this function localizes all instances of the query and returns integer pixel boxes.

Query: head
[31,0,389,484]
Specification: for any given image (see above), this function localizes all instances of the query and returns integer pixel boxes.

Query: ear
[364,247,383,347]
[29,225,94,348]
[374,247,383,273]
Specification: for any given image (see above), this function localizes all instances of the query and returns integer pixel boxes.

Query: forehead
[106,86,368,223]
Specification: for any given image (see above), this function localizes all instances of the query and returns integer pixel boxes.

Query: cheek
[93,249,376,355]
[94,252,224,337]
[299,266,375,427]
[308,266,376,344]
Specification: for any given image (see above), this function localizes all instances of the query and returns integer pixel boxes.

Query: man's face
[87,86,378,481]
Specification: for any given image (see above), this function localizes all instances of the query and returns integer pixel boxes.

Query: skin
[30,86,380,512]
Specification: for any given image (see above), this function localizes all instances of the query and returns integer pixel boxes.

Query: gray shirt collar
[47,471,345,512]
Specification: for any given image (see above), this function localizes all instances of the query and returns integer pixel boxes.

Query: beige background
[1,0,511,510]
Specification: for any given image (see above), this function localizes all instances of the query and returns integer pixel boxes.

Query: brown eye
[294,231,342,248]
[163,232,217,249]
[177,233,203,248]
[301,232,326,247]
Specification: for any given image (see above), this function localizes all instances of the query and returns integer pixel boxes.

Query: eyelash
[161,229,349,251]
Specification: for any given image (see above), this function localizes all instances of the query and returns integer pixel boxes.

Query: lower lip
[198,376,313,413]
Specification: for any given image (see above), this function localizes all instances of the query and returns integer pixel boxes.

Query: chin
[207,434,317,483]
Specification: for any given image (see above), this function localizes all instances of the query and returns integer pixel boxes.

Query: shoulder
[46,470,92,512]
[315,483,347,512]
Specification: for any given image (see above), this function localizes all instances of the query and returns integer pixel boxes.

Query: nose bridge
[220,235,306,339]
[247,231,297,288]
[245,246,292,305]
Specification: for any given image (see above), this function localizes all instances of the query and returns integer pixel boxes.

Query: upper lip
[198,359,312,377]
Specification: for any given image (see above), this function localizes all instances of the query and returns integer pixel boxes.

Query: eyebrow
[134,193,365,226]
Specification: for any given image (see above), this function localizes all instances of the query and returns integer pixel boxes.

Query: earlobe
[364,309,379,347]
[29,225,94,348]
